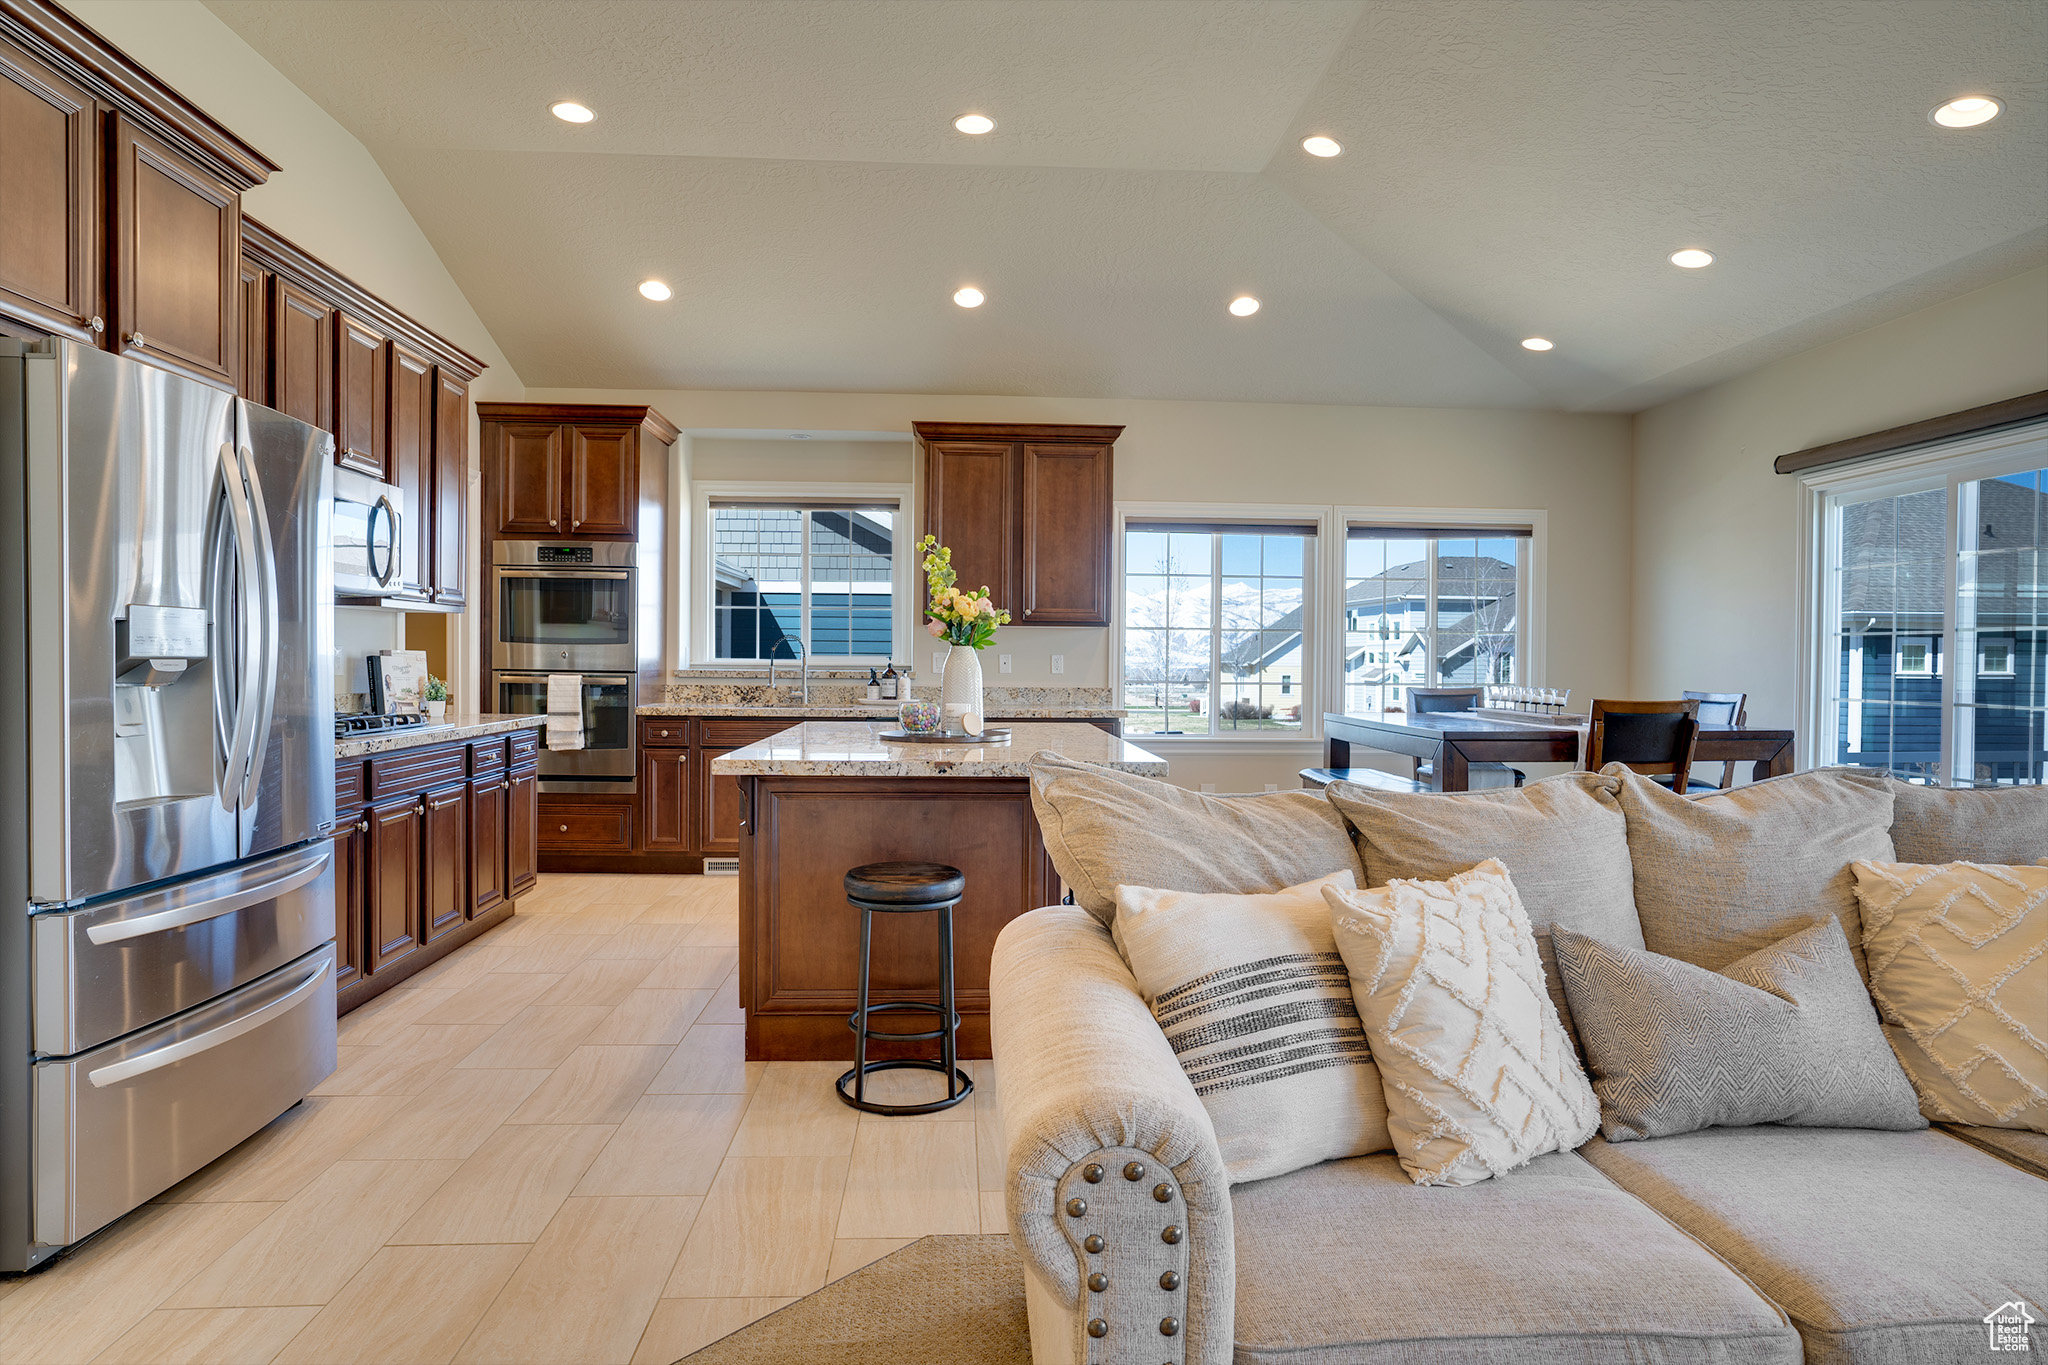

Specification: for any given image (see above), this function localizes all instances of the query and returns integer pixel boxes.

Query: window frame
[1980,637,2015,678]
[1795,419,2048,778]
[1894,637,1935,677]
[690,480,916,669]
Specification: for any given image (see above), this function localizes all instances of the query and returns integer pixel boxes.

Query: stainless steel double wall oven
[491,541,640,788]
[0,340,338,1270]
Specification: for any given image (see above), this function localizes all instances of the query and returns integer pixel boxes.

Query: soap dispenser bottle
[866,668,881,703]
[881,663,899,701]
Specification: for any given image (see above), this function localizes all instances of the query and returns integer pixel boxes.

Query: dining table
[1323,709,1795,793]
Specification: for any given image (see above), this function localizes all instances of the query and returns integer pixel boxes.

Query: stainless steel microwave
[332,466,402,597]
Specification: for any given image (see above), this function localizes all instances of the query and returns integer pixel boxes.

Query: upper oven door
[493,569,636,672]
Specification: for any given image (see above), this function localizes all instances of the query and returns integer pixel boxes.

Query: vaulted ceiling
[205,0,2047,411]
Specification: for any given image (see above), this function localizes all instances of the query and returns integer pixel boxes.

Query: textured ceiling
[204,0,2048,411]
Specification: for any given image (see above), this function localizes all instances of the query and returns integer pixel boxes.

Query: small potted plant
[420,674,449,721]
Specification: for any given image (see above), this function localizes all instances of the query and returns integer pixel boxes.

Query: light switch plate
[932,651,946,676]
[1050,654,1065,675]
[998,654,1013,674]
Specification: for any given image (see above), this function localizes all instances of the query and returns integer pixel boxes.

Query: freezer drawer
[33,842,334,1055]
[34,945,337,1249]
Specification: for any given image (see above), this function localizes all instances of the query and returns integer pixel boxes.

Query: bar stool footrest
[846,999,961,1044]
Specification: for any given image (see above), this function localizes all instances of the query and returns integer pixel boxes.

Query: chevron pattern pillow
[1851,860,2048,1133]
[1553,917,1925,1142]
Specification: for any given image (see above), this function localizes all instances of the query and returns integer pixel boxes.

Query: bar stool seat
[836,861,975,1116]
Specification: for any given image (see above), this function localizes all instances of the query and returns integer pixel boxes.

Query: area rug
[678,1234,1031,1363]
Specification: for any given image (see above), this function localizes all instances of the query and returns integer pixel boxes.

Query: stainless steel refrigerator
[0,339,338,1270]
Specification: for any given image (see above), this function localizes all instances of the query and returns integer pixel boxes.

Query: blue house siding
[1836,632,2046,782]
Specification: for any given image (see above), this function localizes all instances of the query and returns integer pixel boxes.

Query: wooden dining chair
[1682,690,1748,790]
[1586,699,1701,795]
[1405,686,1524,789]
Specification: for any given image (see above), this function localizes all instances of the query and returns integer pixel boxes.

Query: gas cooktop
[334,713,442,739]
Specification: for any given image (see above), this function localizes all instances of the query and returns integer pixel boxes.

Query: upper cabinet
[334,311,389,478]
[914,423,1121,627]
[270,278,332,431]
[0,2,276,374]
[479,405,679,542]
[432,371,470,610]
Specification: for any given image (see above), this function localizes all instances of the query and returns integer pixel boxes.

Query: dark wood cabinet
[694,719,785,859]
[420,781,467,942]
[492,421,566,536]
[639,728,690,851]
[915,423,1121,627]
[568,425,637,536]
[334,311,387,477]
[468,773,506,918]
[0,36,97,341]
[270,278,332,432]
[331,827,364,992]
[364,794,423,974]
[432,371,470,608]
[388,341,434,601]
[236,260,267,402]
[107,113,240,389]
[507,763,539,896]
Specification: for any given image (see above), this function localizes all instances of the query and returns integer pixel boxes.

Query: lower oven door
[495,671,636,786]
[33,841,336,1055]
[34,944,337,1249]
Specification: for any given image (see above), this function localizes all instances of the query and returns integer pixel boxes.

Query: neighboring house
[713,509,895,659]
[1836,477,2045,783]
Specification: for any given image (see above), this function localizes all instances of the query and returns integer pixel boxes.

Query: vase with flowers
[919,534,1010,735]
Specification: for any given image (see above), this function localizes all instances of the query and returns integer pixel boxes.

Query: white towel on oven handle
[545,673,585,750]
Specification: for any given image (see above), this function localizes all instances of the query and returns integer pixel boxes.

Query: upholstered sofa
[990,764,2047,1365]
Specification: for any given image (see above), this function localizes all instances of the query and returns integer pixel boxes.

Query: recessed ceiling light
[1228,295,1260,317]
[954,113,995,135]
[1931,96,2001,128]
[1669,248,1715,269]
[551,101,595,124]
[953,286,985,308]
[1301,135,1342,157]
[1520,337,1553,352]
[638,280,672,301]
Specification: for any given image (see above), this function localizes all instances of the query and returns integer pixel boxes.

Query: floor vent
[701,857,740,876]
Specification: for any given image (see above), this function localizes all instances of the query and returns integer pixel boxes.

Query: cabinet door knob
[417,800,427,815]
[549,518,558,527]
[501,779,511,790]
[125,332,146,349]
[87,315,104,334]
[558,824,568,832]
[356,818,369,832]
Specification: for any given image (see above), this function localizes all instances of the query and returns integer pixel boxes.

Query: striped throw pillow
[1114,870,1393,1183]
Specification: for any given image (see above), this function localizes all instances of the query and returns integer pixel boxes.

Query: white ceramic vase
[941,644,984,734]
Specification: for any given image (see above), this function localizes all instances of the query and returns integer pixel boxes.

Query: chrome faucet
[768,638,808,705]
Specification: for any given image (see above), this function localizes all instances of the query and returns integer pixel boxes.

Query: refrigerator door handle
[85,955,328,1089]
[83,842,332,946]
[215,441,263,809]
[236,441,281,806]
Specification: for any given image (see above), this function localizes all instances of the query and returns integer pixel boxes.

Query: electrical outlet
[932,651,945,676]
[1200,782,1217,794]
[998,653,1013,674]
[1264,783,1279,792]
[1050,654,1065,675]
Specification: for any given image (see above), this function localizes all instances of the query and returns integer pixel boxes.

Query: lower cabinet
[639,739,690,850]
[335,731,542,1014]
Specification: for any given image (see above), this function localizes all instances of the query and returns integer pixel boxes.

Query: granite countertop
[336,713,545,759]
[637,702,1126,719]
[709,720,1167,778]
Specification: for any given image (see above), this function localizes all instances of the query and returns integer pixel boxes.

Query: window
[1122,523,1314,735]
[1342,526,1529,715]
[708,501,897,661]
[1812,433,2045,787]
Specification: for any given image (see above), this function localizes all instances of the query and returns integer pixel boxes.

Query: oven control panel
[533,545,595,564]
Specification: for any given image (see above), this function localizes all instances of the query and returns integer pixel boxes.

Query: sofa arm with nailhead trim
[990,906,1234,1365]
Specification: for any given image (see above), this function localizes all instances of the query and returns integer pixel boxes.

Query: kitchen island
[715,722,1166,1061]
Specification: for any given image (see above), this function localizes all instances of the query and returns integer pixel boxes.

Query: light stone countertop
[336,713,544,759]
[709,720,1167,778]
[637,703,1125,719]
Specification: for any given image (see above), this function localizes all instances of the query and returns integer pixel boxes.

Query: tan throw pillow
[1889,780,2048,864]
[1608,765,1895,977]
[1325,771,1638,1050]
[1324,860,1597,1187]
[1113,871,1392,1183]
[1554,917,1925,1142]
[1029,753,1363,927]
[1851,861,2048,1133]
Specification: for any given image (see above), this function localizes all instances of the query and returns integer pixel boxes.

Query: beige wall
[529,384,1634,788]
[67,0,525,709]
[1631,265,2048,732]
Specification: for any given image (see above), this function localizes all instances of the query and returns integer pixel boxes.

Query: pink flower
[925,619,944,636]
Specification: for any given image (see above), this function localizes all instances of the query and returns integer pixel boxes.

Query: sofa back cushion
[1027,753,1363,927]
[1324,771,1638,1048]
[1889,779,2048,863]
[1114,871,1393,1183]
[1609,765,1895,977]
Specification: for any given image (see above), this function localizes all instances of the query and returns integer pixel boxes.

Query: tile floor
[0,874,1009,1365]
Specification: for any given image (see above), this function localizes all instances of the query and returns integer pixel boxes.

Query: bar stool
[836,861,976,1115]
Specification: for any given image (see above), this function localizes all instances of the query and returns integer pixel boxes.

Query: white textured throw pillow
[1114,870,1392,1184]
[1324,860,1598,1187]
[1851,861,2048,1133]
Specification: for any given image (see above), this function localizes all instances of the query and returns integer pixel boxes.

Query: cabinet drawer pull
[87,315,104,334]
[558,824,568,832]
[125,332,146,349]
